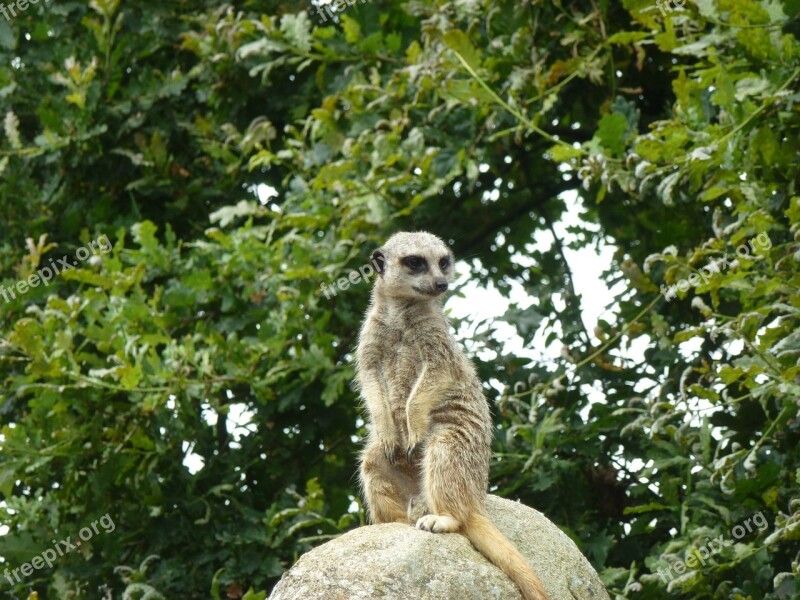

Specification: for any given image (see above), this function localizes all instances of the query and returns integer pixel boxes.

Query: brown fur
[356,231,549,600]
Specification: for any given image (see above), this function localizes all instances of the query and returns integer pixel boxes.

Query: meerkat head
[370,231,454,301]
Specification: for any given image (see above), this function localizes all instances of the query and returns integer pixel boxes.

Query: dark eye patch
[402,255,428,272]
[439,256,451,270]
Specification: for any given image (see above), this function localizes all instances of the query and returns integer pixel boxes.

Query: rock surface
[268,494,609,600]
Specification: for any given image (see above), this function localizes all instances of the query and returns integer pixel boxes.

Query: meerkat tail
[462,513,549,600]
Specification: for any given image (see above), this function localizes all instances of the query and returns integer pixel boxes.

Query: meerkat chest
[382,348,422,406]
[362,320,431,401]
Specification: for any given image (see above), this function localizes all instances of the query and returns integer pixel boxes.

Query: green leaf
[0,463,16,497]
[442,30,482,70]
[786,196,800,224]
[548,144,583,162]
[0,531,40,561]
[131,220,159,252]
[623,502,671,515]
[751,126,779,163]
[0,18,14,50]
[700,186,729,202]
[674,328,705,343]
[595,113,629,155]
[608,31,650,45]
[119,364,143,390]
[183,269,213,291]
[718,366,744,384]
[340,15,361,44]
[442,79,495,105]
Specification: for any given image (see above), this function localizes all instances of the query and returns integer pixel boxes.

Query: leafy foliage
[1,0,799,598]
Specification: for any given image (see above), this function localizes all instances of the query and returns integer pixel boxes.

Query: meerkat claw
[406,443,420,464]
[382,443,398,464]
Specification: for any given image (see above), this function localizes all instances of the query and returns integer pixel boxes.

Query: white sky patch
[227,402,257,442]
[625,335,652,366]
[249,183,279,207]
[183,441,205,475]
[447,190,640,382]
[0,429,9,541]
[550,191,623,338]
[678,337,704,356]
[200,401,218,427]
[185,396,257,473]
[724,339,744,356]
[579,381,609,420]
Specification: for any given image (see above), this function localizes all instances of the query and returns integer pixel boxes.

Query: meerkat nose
[434,279,448,293]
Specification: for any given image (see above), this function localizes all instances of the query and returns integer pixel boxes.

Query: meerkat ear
[371,248,386,275]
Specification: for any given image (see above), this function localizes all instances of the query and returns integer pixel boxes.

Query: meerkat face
[371,231,454,300]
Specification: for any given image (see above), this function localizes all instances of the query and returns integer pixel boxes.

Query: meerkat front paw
[379,437,401,464]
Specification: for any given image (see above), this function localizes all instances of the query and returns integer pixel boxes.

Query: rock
[268,494,609,600]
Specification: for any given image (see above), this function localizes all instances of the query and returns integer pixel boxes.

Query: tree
[1,0,798,597]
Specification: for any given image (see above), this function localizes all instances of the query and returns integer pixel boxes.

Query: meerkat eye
[402,255,427,272]
[439,256,450,270]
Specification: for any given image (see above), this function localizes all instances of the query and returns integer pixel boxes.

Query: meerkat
[355,231,549,600]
